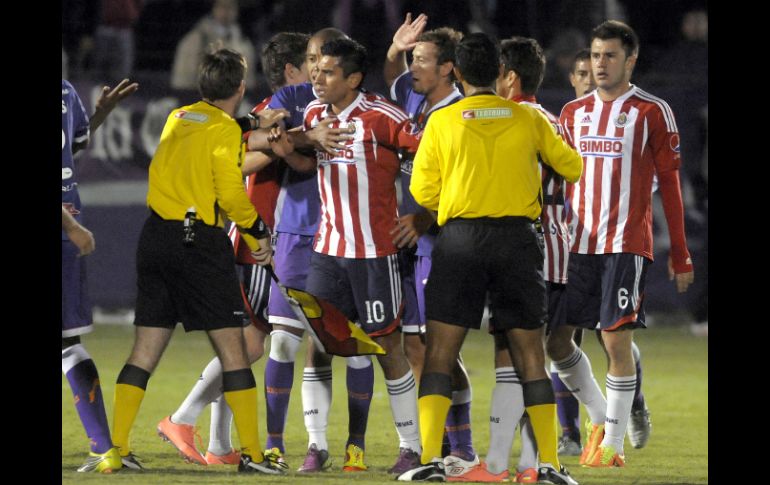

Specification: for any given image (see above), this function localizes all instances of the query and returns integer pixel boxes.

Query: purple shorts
[62,240,93,337]
[400,251,422,334]
[268,233,314,330]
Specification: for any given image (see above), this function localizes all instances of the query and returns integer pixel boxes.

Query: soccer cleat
[297,443,332,472]
[397,458,446,481]
[120,452,144,470]
[538,463,579,485]
[238,453,286,474]
[389,447,422,474]
[443,453,480,478]
[578,420,604,465]
[156,416,206,465]
[204,449,240,465]
[263,447,289,470]
[447,461,509,482]
[558,435,583,456]
[513,467,538,483]
[584,445,625,468]
[77,446,122,473]
[342,443,368,471]
[627,406,652,449]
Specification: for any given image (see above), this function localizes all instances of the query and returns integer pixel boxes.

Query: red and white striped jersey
[559,85,681,260]
[518,95,569,283]
[304,91,418,258]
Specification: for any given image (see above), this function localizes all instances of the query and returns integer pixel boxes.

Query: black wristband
[234,113,258,134]
[244,216,270,240]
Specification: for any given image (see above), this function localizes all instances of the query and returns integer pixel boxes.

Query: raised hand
[392,12,428,52]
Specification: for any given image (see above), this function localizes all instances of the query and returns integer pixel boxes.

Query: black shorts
[134,213,245,332]
[564,252,649,331]
[425,217,546,331]
[305,252,403,337]
[545,282,567,334]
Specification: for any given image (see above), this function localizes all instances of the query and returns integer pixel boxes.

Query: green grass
[62,320,707,484]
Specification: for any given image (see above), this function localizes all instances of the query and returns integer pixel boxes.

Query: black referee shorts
[134,212,245,332]
[425,217,546,331]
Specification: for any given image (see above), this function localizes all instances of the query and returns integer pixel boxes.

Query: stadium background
[61,0,708,323]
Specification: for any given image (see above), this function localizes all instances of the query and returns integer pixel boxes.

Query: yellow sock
[224,387,263,461]
[112,383,145,456]
[526,403,560,469]
[418,394,451,464]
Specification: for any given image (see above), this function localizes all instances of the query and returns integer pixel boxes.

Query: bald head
[307,28,349,83]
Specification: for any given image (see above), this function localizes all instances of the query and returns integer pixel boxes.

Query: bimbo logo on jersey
[578,135,624,158]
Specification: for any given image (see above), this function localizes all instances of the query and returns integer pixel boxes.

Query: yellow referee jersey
[410,94,582,225]
[147,101,258,229]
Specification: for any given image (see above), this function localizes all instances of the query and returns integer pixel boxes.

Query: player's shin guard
[387,369,421,453]
[550,361,581,441]
[486,366,524,474]
[554,347,607,425]
[264,330,302,451]
[523,378,559,470]
[302,366,332,450]
[208,396,234,456]
[63,344,113,453]
[222,369,262,460]
[113,364,151,456]
[517,414,539,472]
[602,374,636,452]
[172,357,224,425]
[346,356,374,450]
[418,373,452,463]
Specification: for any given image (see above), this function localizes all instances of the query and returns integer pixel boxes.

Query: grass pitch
[62,318,707,484]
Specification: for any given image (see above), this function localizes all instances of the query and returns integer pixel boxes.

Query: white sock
[385,369,421,453]
[302,366,332,450]
[207,396,233,455]
[602,373,636,453]
[62,343,90,373]
[485,366,524,475]
[172,357,224,425]
[269,330,302,362]
[631,341,641,364]
[346,355,372,369]
[553,348,607,425]
[517,414,539,472]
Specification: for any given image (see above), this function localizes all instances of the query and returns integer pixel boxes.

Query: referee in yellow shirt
[110,48,287,474]
[398,33,583,484]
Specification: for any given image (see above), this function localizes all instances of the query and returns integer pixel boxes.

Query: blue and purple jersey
[62,80,89,240]
[268,83,320,236]
[389,72,462,257]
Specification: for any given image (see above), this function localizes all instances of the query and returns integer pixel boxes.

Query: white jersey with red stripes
[304,91,418,258]
[559,85,681,260]
[518,95,569,283]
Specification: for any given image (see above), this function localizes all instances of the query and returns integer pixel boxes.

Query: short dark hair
[261,32,310,92]
[572,48,591,70]
[499,36,545,95]
[312,27,349,45]
[198,48,246,101]
[455,32,500,88]
[320,38,368,89]
[417,27,464,82]
[591,20,639,58]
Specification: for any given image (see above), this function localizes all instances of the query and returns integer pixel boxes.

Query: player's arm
[89,78,139,133]
[266,126,317,173]
[62,206,95,256]
[384,12,428,88]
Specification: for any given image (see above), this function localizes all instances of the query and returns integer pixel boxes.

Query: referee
[398,33,583,484]
[110,48,286,474]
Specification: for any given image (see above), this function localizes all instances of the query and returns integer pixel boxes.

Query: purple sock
[264,358,295,452]
[66,359,113,453]
[346,363,373,449]
[632,358,646,410]
[552,371,581,442]
[446,402,475,460]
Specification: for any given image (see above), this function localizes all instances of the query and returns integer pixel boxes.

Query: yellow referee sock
[417,372,454,464]
[223,369,263,461]
[523,377,561,470]
[112,364,151,456]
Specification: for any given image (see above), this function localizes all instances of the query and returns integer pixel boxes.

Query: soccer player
[399,32,582,484]
[247,27,379,473]
[109,48,287,474]
[550,20,694,467]
[155,31,310,468]
[569,48,596,99]
[267,37,424,476]
[62,77,137,474]
[383,13,478,477]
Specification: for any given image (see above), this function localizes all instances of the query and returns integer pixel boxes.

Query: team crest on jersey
[344,120,357,134]
[614,113,628,127]
[174,110,208,123]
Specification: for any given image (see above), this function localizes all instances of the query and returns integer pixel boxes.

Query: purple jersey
[390,72,462,256]
[62,80,90,240]
[268,83,320,236]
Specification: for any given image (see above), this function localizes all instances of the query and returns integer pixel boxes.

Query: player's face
[570,59,595,97]
[306,37,325,83]
[591,38,635,94]
[410,42,442,95]
[314,56,353,105]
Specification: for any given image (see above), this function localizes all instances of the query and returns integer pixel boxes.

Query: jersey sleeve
[269,86,302,129]
[410,115,442,212]
[535,108,583,184]
[70,84,90,145]
[558,104,576,149]
[648,103,681,173]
